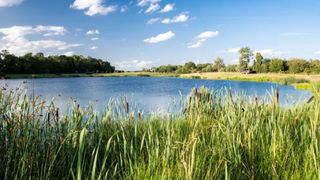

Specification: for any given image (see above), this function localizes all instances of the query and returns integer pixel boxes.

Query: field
[0,87,320,179]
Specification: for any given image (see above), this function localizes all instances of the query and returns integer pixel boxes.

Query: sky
[1,0,320,70]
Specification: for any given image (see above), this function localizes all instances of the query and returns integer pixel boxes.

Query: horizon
[1,0,320,70]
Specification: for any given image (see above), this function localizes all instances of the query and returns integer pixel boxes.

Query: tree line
[148,47,320,74]
[0,50,115,74]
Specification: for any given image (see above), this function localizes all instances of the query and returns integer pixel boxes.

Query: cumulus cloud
[120,5,128,13]
[137,0,160,7]
[86,29,100,35]
[162,12,189,24]
[63,51,75,56]
[115,60,153,70]
[227,47,240,53]
[146,17,162,24]
[34,25,67,36]
[188,31,219,49]
[91,37,99,41]
[145,3,160,14]
[0,25,80,55]
[70,0,116,16]
[197,31,219,39]
[253,49,286,57]
[0,0,24,7]
[188,39,206,49]
[90,46,98,50]
[144,31,175,44]
[160,3,174,13]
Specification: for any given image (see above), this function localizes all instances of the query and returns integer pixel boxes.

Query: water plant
[0,87,319,179]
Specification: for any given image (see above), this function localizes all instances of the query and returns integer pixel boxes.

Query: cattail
[138,112,142,121]
[124,98,129,114]
[276,88,279,104]
[55,108,59,122]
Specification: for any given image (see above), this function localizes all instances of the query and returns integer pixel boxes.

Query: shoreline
[2,72,320,92]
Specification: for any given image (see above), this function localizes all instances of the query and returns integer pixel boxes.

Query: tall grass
[0,87,319,179]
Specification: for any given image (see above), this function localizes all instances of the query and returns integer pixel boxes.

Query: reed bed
[0,87,320,179]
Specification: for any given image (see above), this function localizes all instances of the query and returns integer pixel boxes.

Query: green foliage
[155,65,178,73]
[225,64,238,72]
[253,53,264,73]
[0,51,115,74]
[287,59,310,73]
[238,47,253,71]
[213,57,225,72]
[1,88,320,179]
[269,58,287,72]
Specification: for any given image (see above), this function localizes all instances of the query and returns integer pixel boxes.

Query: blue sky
[0,0,320,70]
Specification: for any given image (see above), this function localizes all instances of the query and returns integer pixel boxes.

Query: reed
[0,88,319,179]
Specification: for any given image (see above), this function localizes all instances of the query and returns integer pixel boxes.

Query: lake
[0,77,312,113]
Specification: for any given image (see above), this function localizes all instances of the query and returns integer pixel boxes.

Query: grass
[0,87,320,179]
[181,72,320,93]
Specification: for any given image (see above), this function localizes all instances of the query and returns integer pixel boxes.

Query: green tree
[269,58,286,72]
[287,59,310,73]
[253,53,263,73]
[184,61,196,70]
[238,47,253,71]
[213,57,225,72]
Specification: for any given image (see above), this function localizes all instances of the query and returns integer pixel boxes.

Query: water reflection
[0,77,312,113]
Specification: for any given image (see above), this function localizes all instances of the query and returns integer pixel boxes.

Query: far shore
[2,72,320,91]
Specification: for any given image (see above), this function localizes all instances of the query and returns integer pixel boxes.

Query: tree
[287,59,310,73]
[226,64,238,72]
[0,51,115,74]
[213,57,225,72]
[184,61,196,70]
[253,53,263,73]
[269,58,286,72]
[238,47,253,71]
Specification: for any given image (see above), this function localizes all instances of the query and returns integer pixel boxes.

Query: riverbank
[180,72,320,92]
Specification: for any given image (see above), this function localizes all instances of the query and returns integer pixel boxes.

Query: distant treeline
[146,47,320,74]
[0,50,115,74]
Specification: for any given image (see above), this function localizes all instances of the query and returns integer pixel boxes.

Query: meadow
[1,87,320,179]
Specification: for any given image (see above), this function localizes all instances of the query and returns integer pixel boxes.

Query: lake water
[0,77,312,113]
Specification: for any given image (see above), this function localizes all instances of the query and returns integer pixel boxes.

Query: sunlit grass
[0,87,319,179]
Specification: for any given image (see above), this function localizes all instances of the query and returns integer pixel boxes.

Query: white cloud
[188,31,219,49]
[120,5,128,13]
[144,31,175,44]
[227,47,240,53]
[86,29,100,35]
[197,31,219,39]
[145,3,160,14]
[188,39,206,49]
[0,25,80,55]
[160,3,174,13]
[91,37,99,41]
[34,25,67,36]
[146,17,161,24]
[63,51,75,56]
[115,60,153,70]
[253,49,286,57]
[137,0,160,7]
[90,46,98,50]
[70,0,116,16]
[315,50,320,55]
[162,12,189,24]
[0,0,24,7]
